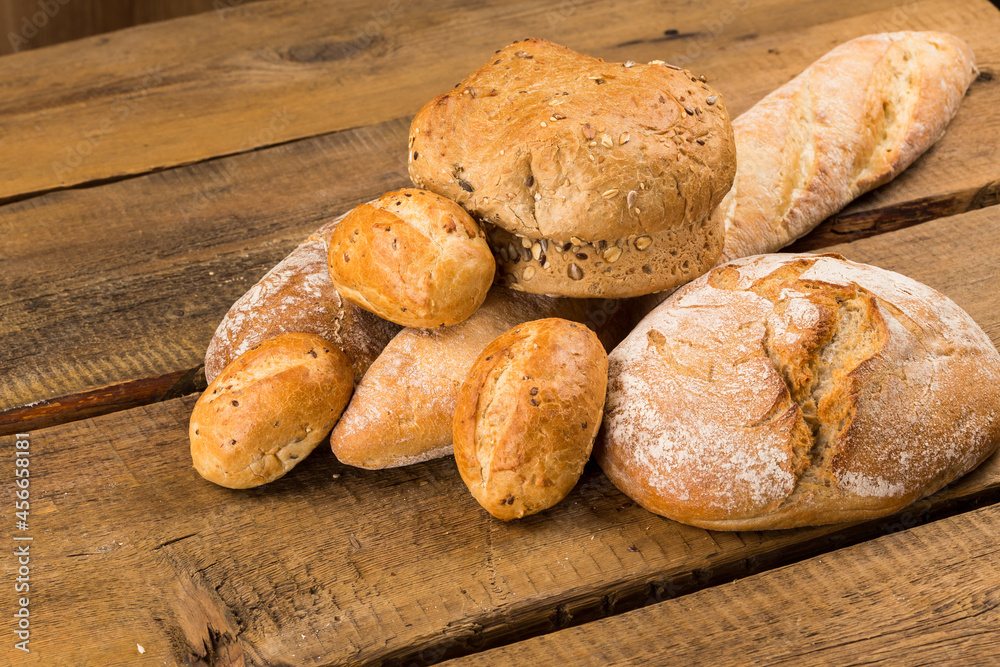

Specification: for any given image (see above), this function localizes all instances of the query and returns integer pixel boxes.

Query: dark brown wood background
[2,0,1000,664]
[1,0,267,55]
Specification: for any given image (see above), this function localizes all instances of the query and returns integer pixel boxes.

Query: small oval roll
[190,333,353,488]
[453,318,608,520]
[327,188,495,328]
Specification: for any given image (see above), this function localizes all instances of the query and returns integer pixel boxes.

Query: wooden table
[2,0,999,664]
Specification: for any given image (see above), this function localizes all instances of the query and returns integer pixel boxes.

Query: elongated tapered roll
[715,31,977,263]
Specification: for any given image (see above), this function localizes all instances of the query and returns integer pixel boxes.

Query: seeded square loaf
[408,38,736,298]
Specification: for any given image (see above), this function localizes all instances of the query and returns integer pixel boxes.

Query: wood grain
[0,0,267,56]
[3,206,1000,666]
[3,0,999,434]
[0,117,412,432]
[2,0,996,201]
[446,500,1000,666]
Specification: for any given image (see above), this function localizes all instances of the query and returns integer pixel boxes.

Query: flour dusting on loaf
[597,253,1000,530]
[715,31,978,263]
[205,209,402,384]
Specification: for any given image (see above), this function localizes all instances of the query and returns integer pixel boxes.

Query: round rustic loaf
[190,333,353,489]
[327,189,495,328]
[597,253,1000,530]
[408,38,735,299]
[453,318,608,520]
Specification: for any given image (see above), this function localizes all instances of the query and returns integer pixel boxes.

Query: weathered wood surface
[0,0,927,199]
[0,117,411,434]
[0,0,267,56]
[448,497,1000,666]
[3,0,999,435]
[3,206,1000,666]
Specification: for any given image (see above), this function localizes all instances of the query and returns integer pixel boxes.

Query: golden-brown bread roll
[327,189,495,328]
[409,38,735,299]
[715,31,977,264]
[191,333,353,489]
[205,208,401,385]
[453,318,608,520]
[597,253,1000,530]
[329,287,642,469]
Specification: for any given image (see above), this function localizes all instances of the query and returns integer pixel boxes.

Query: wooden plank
[3,401,998,665]
[0,117,412,432]
[1,0,995,200]
[3,206,1000,665]
[3,0,999,434]
[446,499,1000,666]
[0,1,270,56]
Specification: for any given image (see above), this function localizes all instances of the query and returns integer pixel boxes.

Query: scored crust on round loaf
[596,253,1000,530]
[327,189,495,328]
[408,37,735,298]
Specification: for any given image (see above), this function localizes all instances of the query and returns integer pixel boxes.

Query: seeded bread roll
[597,253,1000,530]
[327,189,495,328]
[205,208,401,385]
[329,287,640,469]
[409,38,735,298]
[453,318,608,520]
[191,333,354,489]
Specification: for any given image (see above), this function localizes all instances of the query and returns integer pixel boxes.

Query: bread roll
[409,38,735,298]
[327,189,495,328]
[191,333,353,489]
[597,253,1000,530]
[329,287,640,469]
[453,318,608,520]
[204,209,401,385]
[715,31,977,263]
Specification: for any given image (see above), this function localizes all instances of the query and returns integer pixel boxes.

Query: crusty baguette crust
[716,31,977,263]
[204,208,402,384]
[453,318,608,520]
[598,253,1000,530]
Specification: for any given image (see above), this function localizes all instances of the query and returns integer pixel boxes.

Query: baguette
[204,209,402,384]
[715,31,977,263]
